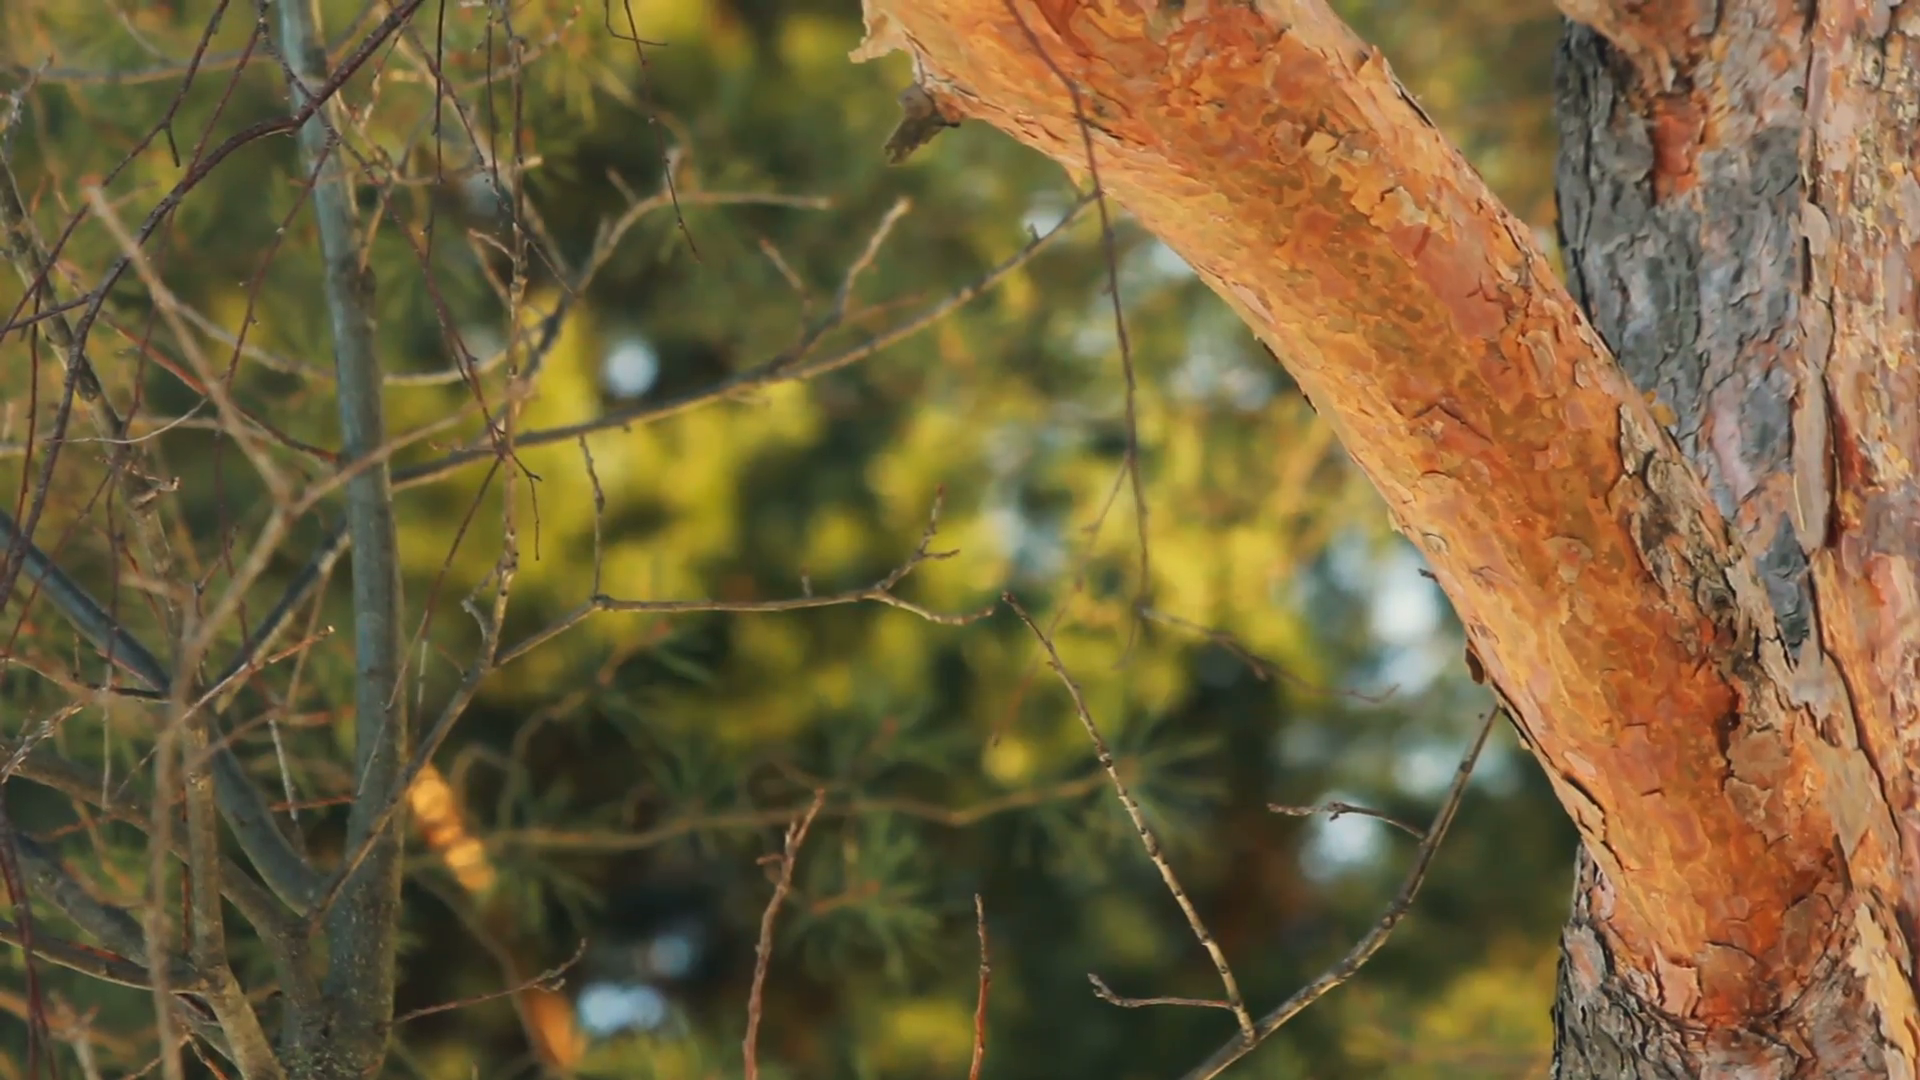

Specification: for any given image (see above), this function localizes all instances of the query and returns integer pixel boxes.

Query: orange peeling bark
[853,0,1914,1063]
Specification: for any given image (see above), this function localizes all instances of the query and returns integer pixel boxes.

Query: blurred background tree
[0,1,1574,1077]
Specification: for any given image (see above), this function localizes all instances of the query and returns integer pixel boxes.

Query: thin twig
[1176,707,1501,1080]
[484,768,1117,852]
[0,917,172,992]
[0,737,299,947]
[1137,605,1397,705]
[389,193,1095,493]
[178,693,284,1079]
[393,940,586,1024]
[1087,974,1233,1012]
[10,832,163,972]
[0,510,323,916]
[493,490,996,666]
[1003,3,1152,625]
[969,894,991,1080]
[1007,596,1255,1042]
[743,789,826,1080]
[306,542,518,928]
[1267,800,1424,839]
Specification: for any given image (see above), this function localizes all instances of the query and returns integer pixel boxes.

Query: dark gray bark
[1548,19,1899,1078]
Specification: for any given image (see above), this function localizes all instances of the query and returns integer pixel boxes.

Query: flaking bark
[853,1,1920,1074]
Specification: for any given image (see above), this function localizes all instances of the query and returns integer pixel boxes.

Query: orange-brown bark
[1554,0,1715,90]
[1550,1,1920,1071]
[853,0,1920,1072]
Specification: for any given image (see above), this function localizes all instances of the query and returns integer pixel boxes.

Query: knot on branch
[884,84,961,165]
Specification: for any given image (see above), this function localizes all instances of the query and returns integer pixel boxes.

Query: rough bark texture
[1553,3,1920,1075]
[852,0,1920,1075]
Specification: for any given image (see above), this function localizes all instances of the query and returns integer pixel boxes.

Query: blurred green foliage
[0,0,1572,1077]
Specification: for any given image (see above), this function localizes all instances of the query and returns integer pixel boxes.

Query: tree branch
[0,509,323,915]
[0,734,304,969]
[493,489,995,667]
[0,915,170,992]
[181,712,284,1079]
[743,790,825,1080]
[11,832,165,970]
[389,191,1095,493]
[1008,597,1254,1042]
[1178,708,1499,1080]
[269,0,410,1072]
[854,0,1857,1007]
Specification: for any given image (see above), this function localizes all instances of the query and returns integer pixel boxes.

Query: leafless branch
[1087,973,1234,1013]
[308,540,519,931]
[484,767,1114,852]
[743,789,826,1080]
[0,735,299,952]
[1267,800,1424,839]
[393,939,586,1025]
[969,893,991,1080]
[11,832,166,972]
[1137,605,1397,705]
[390,192,1095,493]
[1006,596,1255,1042]
[1002,3,1151,623]
[0,917,173,992]
[0,507,322,917]
[179,702,283,1079]
[1177,707,1500,1080]
[494,489,997,667]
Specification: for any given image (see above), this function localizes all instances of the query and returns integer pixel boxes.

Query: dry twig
[1006,595,1255,1042]
[743,789,827,1080]
[969,894,991,1080]
[1267,800,1424,839]
[495,488,997,667]
[1178,707,1500,1080]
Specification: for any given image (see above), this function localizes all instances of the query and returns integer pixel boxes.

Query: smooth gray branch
[0,509,323,913]
[270,0,411,1072]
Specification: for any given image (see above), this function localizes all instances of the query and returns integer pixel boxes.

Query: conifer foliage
[0,2,1571,1078]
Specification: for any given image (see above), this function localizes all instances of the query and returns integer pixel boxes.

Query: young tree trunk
[853,1,1920,1075]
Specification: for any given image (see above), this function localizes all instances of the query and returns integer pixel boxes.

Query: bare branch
[392,939,585,1025]
[10,832,164,971]
[1002,1,1151,627]
[484,768,1116,853]
[308,542,519,934]
[146,694,186,1080]
[1087,974,1235,1013]
[0,510,170,692]
[969,893,990,1080]
[0,917,175,992]
[180,710,284,1079]
[0,510,322,915]
[1177,708,1500,1080]
[494,490,996,667]
[1136,606,1396,705]
[1006,596,1255,1042]
[390,192,1096,493]
[1267,801,1424,840]
[743,789,826,1080]
[0,734,301,959]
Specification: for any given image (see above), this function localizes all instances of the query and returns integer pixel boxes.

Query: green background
[0,1,1574,1076]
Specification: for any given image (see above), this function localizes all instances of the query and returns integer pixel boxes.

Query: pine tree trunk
[1548,9,1920,1076]
[853,1,1920,1075]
